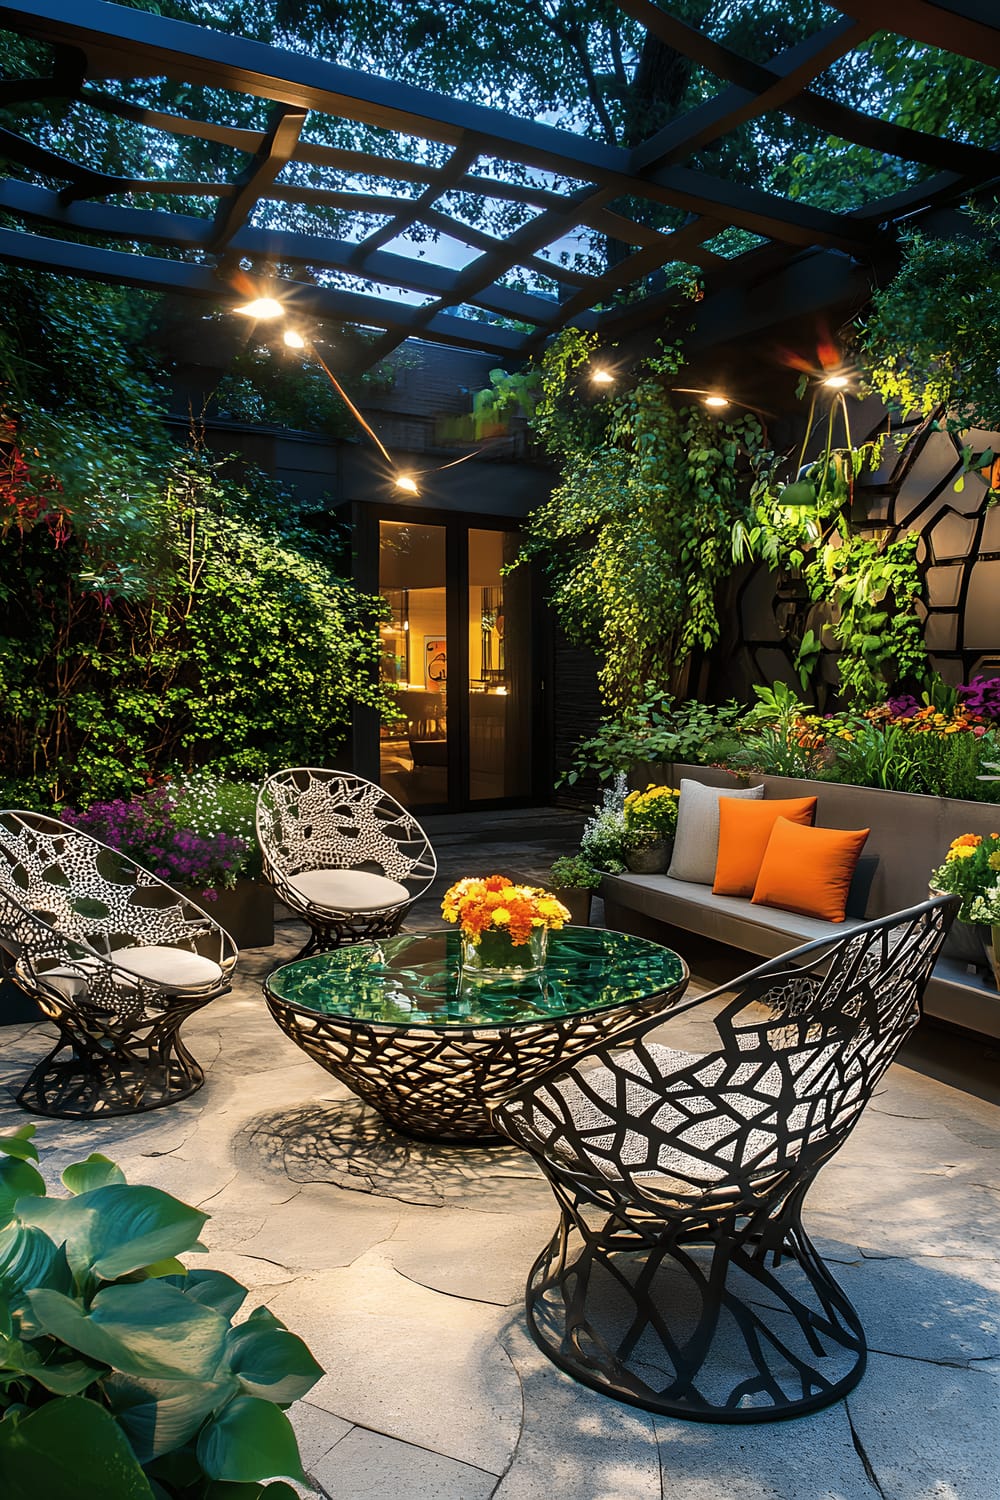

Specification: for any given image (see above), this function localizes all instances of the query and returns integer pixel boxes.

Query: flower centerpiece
[622,784,680,873]
[442,874,570,982]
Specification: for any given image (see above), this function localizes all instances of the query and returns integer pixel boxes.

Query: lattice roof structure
[0,0,998,374]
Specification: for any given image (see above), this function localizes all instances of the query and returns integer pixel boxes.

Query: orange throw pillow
[751,818,870,923]
[713,797,818,898]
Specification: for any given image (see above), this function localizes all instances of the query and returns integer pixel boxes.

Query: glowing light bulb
[590,366,614,386]
[234,297,284,320]
[823,373,850,389]
[395,474,419,496]
[704,394,729,409]
[283,329,306,349]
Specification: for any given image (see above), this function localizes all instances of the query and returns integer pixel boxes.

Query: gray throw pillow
[667,778,764,885]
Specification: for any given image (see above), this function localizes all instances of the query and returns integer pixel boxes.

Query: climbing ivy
[513,331,769,710]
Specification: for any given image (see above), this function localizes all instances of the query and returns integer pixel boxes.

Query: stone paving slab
[1,853,999,1499]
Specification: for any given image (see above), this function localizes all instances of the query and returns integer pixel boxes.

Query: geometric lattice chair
[0,810,238,1119]
[256,769,437,957]
[491,896,958,1423]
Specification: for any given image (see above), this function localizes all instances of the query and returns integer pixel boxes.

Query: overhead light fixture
[590,367,614,385]
[282,329,306,349]
[395,474,420,496]
[234,296,284,320]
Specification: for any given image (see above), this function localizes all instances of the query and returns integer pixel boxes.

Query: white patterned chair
[255,769,437,956]
[490,895,959,1423]
[0,810,238,1118]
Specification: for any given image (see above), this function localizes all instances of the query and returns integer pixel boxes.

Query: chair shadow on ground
[234,1094,549,1210]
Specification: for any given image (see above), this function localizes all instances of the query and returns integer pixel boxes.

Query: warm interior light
[704,394,730,408]
[823,372,850,389]
[590,367,614,385]
[395,474,420,496]
[282,329,306,349]
[234,297,284,320]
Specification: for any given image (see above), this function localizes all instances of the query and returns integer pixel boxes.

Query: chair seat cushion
[112,945,224,988]
[287,868,409,913]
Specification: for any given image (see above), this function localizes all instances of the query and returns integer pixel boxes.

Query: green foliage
[830,720,1000,803]
[930,834,1000,922]
[0,268,391,806]
[565,686,741,785]
[860,206,1000,430]
[736,390,928,707]
[517,331,770,710]
[0,1126,321,1500]
[549,855,603,892]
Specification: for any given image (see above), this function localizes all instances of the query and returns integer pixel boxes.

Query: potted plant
[929,833,1000,973]
[968,884,1000,991]
[549,855,602,925]
[622,784,680,874]
[62,776,273,947]
[0,1123,322,1498]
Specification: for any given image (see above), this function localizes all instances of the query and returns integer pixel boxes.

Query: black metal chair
[256,769,437,957]
[490,896,958,1423]
[0,810,238,1118]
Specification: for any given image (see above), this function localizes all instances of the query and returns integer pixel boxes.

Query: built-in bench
[602,764,1000,1040]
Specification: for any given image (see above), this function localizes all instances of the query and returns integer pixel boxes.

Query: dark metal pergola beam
[829,0,1000,69]
[0,0,994,370]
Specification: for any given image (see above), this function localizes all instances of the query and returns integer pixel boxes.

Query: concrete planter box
[607,762,1000,1039]
[185,879,274,949]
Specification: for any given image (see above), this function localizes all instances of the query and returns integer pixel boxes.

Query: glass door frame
[351,500,550,814]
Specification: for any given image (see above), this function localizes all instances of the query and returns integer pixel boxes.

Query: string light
[590,366,615,385]
[282,329,306,349]
[823,372,850,390]
[234,296,284,320]
[703,394,730,409]
[394,474,420,496]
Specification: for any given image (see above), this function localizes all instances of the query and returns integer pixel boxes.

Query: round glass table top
[264,927,687,1030]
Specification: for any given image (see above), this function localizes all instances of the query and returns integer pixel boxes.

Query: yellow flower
[491,907,511,926]
[949,846,978,860]
[989,852,1000,871]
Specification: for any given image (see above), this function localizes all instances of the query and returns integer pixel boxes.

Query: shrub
[0,1124,322,1499]
[549,855,602,891]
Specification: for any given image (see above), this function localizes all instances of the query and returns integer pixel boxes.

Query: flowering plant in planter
[624,784,680,837]
[62,785,248,902]
[550,855,603,892]
[929,833,1000,921]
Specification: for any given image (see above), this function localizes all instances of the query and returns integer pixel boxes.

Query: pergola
[0,0,998,375]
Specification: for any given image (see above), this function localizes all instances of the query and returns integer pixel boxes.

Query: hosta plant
[0,1126,322,1500]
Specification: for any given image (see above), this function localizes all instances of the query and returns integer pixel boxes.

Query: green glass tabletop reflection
[265,927,686,1029]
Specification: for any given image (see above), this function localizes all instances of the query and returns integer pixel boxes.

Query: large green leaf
[226,1309,322,1405]
[0,1159,46,1225]
[0,1332,102,1395]
[105,1369,240,1462]
[0,1223,73,1307]
[0,1396,155,1500]
[18,1184,208,1280]
[62,1154,127,1195]
[0,1127,38,1164]
[196,1397,306,1484]
[29,1281,229,1380]
[163,1268,248,1320]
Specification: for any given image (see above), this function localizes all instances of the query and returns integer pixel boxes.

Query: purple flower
[957,676,1000,720]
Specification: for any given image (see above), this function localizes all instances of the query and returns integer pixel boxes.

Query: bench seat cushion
[602,873,864,959]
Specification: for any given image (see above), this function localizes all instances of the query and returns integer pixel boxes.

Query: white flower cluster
[969,885,1000,925]
[580,772,628,873]
[166,771,258,850]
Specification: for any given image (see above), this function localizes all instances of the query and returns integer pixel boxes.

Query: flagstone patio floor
[2,809,999,1499]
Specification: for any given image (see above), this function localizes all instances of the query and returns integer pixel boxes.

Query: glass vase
[460,926,548,983]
